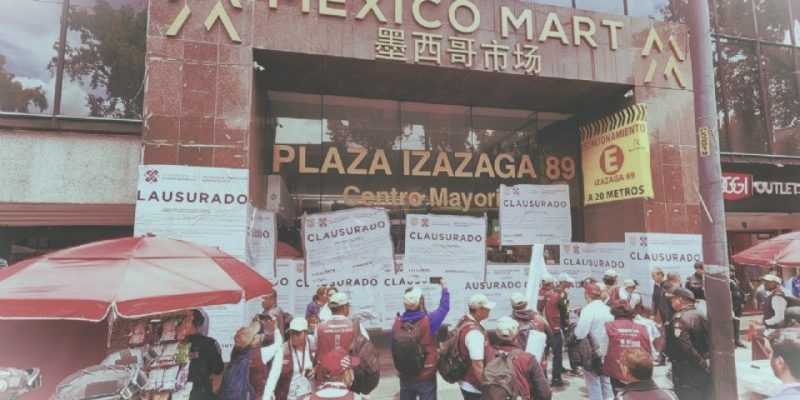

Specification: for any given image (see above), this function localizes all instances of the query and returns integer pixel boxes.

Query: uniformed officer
[685,263,707,316]
[729,267,746,348]
[665,287,711,400]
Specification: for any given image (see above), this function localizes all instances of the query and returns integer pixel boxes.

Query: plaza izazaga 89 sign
[580,104,654,205]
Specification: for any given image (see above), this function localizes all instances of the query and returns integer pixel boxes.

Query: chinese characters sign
[376,28,541,74]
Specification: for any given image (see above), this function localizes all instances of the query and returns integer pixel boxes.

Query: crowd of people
[176,263,800,400]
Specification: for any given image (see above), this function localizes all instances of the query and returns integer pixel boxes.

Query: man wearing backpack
[219,317,282,400]
[574,283,614,400]
[391,279,450,400]
[509,293,551,380]
[483,316,552,400]
[314,292,379,394]
[302,348,363,400]
[456,294,496,400]
[315,293,370,360]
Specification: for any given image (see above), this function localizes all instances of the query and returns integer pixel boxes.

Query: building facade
[0,0,796,273]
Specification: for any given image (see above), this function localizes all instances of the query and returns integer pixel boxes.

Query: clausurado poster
[269,257,529,331]
[499,184,572,245]
[300,207,395,328]
[134,165,249,361]
[544,242,628,309]
[539,235,701,311]
[625,233,703,308]
[404,214,487,281]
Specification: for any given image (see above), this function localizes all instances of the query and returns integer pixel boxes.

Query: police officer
[665,287,711,400]
[685,263,706,316]
[729,267,746,348]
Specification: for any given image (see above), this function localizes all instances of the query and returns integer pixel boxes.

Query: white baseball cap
[469,294,496,310]
[509,292,527,307]
[288,318,309,332]
[558,273,575,284]
[496,316,519,340]
[604,269,619,278]
[329,292,350,307]
[404,287,423,308]
[623,279,636,288]
[541,273,555,284]
[763,274,782,284]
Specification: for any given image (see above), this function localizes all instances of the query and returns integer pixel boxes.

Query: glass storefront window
[266,91,577,257]
[627,0,690,23]
[713,41,732,151]
[754,0,792,44]
[0,0,61,114]
[321,95,402,216]
[575,0,624,15]
[62,0,147,118]
[399,102,472,226]
[761,45,800,155]
[269,91,323,208]
[717,38,770,153]
[715,0,757,38]
[399,103,471,152]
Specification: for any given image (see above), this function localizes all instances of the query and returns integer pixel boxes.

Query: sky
[0,0,146,116]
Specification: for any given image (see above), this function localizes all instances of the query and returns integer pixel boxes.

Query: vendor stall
[0,236,273,399]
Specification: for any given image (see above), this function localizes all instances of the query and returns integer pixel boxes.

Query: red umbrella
[0,236,272,321]
[732,231,800,268]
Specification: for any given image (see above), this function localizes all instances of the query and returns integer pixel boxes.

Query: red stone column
[584,21,699,241]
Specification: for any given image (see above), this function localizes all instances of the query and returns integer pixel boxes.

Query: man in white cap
[622,279,645,317]
[390,279,450,400]
[314,292,370,379]
[485,316,552,400]
[259,318,316,400]
[575,283,614,400]
[543,274,572,387]
[537,273,555,313]
[603,269,622,305]
[509,293,551,379]
[762,274,788,329]
[456,293,496,400]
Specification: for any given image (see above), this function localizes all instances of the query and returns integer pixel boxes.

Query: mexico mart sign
[267,0,624,74]
[265,0,625,48]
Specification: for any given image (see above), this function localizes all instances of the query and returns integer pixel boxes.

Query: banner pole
[526,244,545,307]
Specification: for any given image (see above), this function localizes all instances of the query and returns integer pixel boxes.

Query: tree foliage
[51,0,146,118]
[0,54,48,113]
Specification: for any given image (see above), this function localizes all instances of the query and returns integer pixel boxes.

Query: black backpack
[481,348,524,400]
[392,316,427,375]
[348,319,380,394]
[437,317,476,383]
